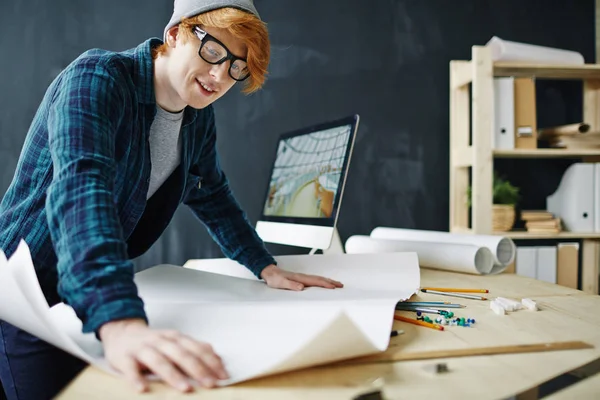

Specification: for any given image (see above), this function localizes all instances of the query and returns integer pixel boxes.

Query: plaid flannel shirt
[0,38,276,335]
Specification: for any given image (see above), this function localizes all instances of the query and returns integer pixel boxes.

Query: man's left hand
[260,264,343,291]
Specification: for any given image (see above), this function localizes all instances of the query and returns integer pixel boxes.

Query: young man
[0,1,343,398]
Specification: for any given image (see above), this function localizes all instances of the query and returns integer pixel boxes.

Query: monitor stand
[309,227,344,255]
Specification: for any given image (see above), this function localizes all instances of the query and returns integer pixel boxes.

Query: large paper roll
[345,235,494,275]
[486,36,584,65]
[370,227,515,275]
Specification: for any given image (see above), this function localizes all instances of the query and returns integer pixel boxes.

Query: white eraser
[496,297,524,311]
[494,297,513,311]
[490,299,506,315]
[521,298,538,311]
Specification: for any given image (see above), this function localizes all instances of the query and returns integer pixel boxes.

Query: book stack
[521,210,562,234]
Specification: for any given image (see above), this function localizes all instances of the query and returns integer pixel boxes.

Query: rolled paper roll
[345,235,495,275]
[538,123,590,139]
[486,36,584,65]
[370,227,516,275]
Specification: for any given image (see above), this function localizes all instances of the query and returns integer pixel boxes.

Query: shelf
[494,62,600,80]
[493,231,600,239]
[493,149,600,158]
[449,46,600,294]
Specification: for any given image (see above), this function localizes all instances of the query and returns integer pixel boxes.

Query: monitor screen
[256,115,358,250]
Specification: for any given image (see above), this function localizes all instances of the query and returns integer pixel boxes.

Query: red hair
[153,7,270,94]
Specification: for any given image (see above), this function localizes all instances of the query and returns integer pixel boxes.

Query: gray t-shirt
[146,106,184,199]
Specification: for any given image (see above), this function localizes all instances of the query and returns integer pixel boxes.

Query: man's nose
[210,61,230,82]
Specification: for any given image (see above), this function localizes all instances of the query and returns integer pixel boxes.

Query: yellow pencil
[393,314,444,331]
[421,287,489,293]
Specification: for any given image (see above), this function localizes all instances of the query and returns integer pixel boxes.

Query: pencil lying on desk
[393,314,444,331]
[421,287,489,293]
[396,303,465,309]
[421,289,487,300]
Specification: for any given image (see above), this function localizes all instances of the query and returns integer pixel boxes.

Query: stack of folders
[493,77,537,150]
[515,243,579,289]
[521,210,562,234]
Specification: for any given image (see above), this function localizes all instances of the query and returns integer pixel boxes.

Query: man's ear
[165,25,180,47]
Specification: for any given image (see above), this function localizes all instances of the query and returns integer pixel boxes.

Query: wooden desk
[57,269,600,400]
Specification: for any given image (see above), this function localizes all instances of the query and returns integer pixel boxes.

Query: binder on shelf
[515,246,537,279]
[492,77,537,149]
[547,163,595,232]
[536,246,557,284]
[557,243,579,289]
[595,163,600,232]
[493,77,515,150]
[514,77,537,149]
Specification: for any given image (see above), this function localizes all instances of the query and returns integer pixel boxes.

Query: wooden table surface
[57,268,600,400]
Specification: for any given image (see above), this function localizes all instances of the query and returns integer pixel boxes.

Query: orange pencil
[421,287,489,293]
[393,314,444,331]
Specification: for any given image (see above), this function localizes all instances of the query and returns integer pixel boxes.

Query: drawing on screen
[263,125,352,218]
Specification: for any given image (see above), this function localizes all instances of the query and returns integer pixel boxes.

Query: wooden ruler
[336,341,593,366]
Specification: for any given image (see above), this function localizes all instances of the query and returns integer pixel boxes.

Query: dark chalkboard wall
[0,1,595,270]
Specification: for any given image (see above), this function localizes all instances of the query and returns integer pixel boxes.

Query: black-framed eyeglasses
[193,27,250,82]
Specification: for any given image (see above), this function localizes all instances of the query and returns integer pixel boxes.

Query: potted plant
[467,173,520,231]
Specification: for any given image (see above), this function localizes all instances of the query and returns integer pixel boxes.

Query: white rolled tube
[345,235,494,275]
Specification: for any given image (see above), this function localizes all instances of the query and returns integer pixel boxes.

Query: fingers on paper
[179,335,229,380]
[154,338,221,389]
[119,355,148,393]
[280,277,304,291]
[294,273,341,289]
[135,344,193,392]
[327,278,344,288]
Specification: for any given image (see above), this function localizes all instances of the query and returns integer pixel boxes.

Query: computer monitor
[256,114,359,252]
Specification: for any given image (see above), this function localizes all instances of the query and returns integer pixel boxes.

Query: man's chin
[186,93,218,109]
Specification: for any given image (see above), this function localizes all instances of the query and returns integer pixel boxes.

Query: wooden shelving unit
[493,149,600,158]
[449,45,600,295]
[494,231,600,240]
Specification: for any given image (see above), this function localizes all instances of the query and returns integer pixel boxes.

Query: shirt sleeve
[183,109,276,278]
[45,57,147,335]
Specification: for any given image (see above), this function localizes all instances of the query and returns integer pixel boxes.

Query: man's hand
[99,318,228,393]
[260,264,343,291]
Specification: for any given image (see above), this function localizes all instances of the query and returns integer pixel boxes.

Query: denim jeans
[0,320,87,400]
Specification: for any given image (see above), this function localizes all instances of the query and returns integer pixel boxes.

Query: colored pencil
[397,301,452,305]
[402,307,447,315]
[396,303,465,309]
[390,329,404,337]
[421,289,487,300]
[421,287,489,293]
[393,314,444,331]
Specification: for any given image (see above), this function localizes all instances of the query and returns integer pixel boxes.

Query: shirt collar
[132,38,161,105]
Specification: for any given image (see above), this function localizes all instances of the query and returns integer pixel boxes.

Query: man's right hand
[98,318,229,393]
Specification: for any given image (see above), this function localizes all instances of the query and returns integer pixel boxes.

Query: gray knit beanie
[164,0,261,40]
